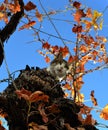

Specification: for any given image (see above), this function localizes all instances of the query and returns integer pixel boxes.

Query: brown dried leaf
[42,42,50,50]
[28,122,48,130]
[19,21,36,31]
[72,25,83,33]
[24,1,36,11]
[73,1,81,9]
[36,9,43,22]
[15,88,31,100]
[29,91,49,103]
[73,9,86,23]
[90,90,98,106]
[86,8,92,18]
[38,103,48,123]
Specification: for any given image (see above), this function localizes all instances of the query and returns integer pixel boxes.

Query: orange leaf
[45,56,50,63]
[36,9,43,22]
[8,0,21,14]
[63,83,71,90]
[73,9,86,23]
[100,104,108,120]
[86,8,92,18]
[19,21,36,31]
[24,1,36,11]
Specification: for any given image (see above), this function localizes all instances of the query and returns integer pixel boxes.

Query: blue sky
[0,0,108,129]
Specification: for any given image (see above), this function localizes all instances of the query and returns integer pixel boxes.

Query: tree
[0,0,108,130]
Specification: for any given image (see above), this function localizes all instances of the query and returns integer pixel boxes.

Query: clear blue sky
[0,0,108,129]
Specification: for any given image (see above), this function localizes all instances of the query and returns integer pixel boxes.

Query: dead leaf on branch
[38,103,48,123]
[100,104,108,120]
[36,9,43,22]
[73,1,81,9]
[73,9,86,23]
[15,88,49,103]
[90,90,98,106]
[28,122,48,130]
[19,21,36,31]
[24,1,36,11]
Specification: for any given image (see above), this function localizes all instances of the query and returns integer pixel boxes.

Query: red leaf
[42,42,50,50]
[72,25,83,33]
[68,56,74,63]
[60,46,69,57]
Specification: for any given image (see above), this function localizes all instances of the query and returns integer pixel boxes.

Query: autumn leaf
[92,10,102,30]
[83,114,96,125]
[75,93,84,103]
[15,88,31,100]
[36,9,43,22]
[73,1,81,9]
[80,105,92,115]
[99,19,103,30]
[24,1,36,11]
[73,9,86,23]
[51,45,59,54]
[63,83,71,90]
[0,4,6,12]
[86,8,92,18]
[96,36,107,43]
[72,24,83,33]
[38,103,48,123]
[16,88,49,103]
[29,91,49,103]
[90,90,98,106]
[28,122,48,130]
[65,123,76,130]
[19,21,36,31]
[93,10,102,21]
[68,55,74,63]
[45,56,50,63]
[60,46,69,57]
[81,20,92,30]
[100,104,108,120]
[8,0,21,14]
[0,12,4,19]
[42,42,50,50]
